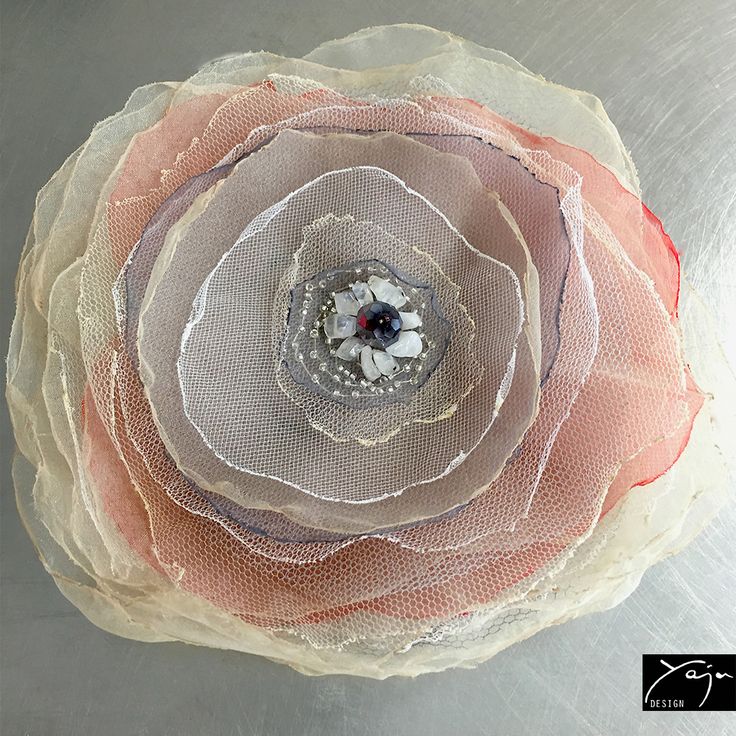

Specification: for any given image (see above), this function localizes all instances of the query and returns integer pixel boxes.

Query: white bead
[324,314,356,339]
[335,336,363,361]
[367,275,407,308]
[398,311,422,330]
[373,350,400,376]
[385,330,422,357]
[351,281,374,306]
[360,346,381,382]
[334,290,360,315]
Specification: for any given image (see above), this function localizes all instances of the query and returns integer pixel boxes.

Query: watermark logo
[642,654,735,711]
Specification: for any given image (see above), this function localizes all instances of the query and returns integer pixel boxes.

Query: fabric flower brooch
[7,24,733,678]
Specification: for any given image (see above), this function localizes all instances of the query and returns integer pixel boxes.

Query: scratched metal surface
[1,2,734,734]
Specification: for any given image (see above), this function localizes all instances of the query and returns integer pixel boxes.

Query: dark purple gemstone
[356,301,403,348]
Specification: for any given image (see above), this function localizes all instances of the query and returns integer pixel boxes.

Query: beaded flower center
[321,274,426,383]
[281,259,449,406]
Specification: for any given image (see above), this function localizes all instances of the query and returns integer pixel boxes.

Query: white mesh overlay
[175,166,523,502]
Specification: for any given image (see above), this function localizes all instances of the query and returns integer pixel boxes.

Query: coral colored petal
[601,369,704,517]
[110,93,228,203]
[443,98,681,317]
[83,386,164,574]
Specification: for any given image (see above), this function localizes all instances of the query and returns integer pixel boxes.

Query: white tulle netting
[176,164,524,501]
[6,24,733,679]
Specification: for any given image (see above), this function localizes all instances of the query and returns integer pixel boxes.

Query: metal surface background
[1,2,734,734]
